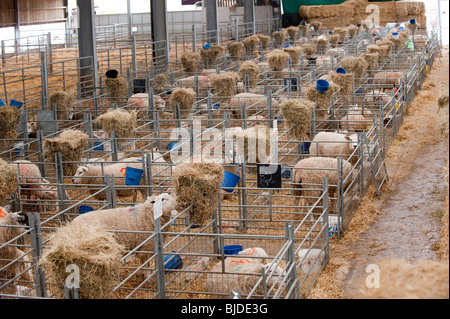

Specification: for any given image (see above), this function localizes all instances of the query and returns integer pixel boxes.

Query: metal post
[40,50,49,110]
[29,213,47,298]
[244,0,255,36]
[150,0,169,70]
[153,218,166,299]
[205,0,219,44]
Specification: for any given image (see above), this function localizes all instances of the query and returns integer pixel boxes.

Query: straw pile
[267,49,290,72]
[0,158,18,206]
[330,71,353,95]
[339,56,368,83]
[286,26,299,43]
[210,72,239,104]
[173,161,223,225]
[0,106,21,139]
[313,37,329,55]
[376,39,393,55]
[242,35,261,55]
[367,45,390,61]
[181,52,201,73]
[333,27,348,39]
[272,30,287,48]
[301,43,317,58]
[239,61,261,87]
[280,99,315,140]
[40,222,124,299]
[256,34,271,51]
[171,87,196,110]
[298,23,310,37]
[305,82,340,117]
[283,46,303,66]
[48,91,76,120]
[327,34,340,48]
[346,25,360,39]
[43,129,88,176]
[359,52,379,71]
[227,42,245,61]
[200,45,225,68]
[94,109,137,139]
[155,73,170,87]
[105,77,128,104]
[355,259,449,299]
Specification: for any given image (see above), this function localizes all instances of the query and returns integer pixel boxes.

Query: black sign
[133,79,146,94]
[257,164,282,189]
[284,78,298,92]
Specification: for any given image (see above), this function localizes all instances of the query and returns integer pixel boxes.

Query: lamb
[0,208,33,282]
[292,157,354,215]
[363,90,392,104]
[229,93,279,119]
[70,193,177,277]
[339,107,373,132]
[183,256,211,283]
[309,132,359,164]
[177,75,211,95]
[297,248,326,275]
[205,261,286,299]
[236,247,269,264]
[126,93,166,119]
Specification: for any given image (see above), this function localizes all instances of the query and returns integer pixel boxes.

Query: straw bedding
[272,30,287,48]
[242,35,261,55]
[173,161,223,225]
[280,98,315,140]
[283,46,303,66]
[301,43,316,59]
[286,26,299,43]
[0,159,18,206]
[43,129,89,176]
[210,72,239,104]
[94,108,137,139]
[39,222,124,299]
[0,106,21,139]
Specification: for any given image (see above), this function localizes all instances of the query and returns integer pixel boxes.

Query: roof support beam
[205,0,219,44]
[150,0,169,71]
[244,0,255,36]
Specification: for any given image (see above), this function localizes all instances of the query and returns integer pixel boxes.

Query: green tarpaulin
[282,0,401,15]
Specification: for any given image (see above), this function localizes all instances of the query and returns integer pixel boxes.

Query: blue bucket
[93,142,104,151]
[203,43,211,50]
[79,205,94,215]
[213,103,220,110]
[399,27,405,31]
[316,79,330,94]
[281,167,291,179]
[392,32,399,39]
[221,171,240,193]
[125,167,144,186]
[10,100,23,109]
[284,44,290,48]
[0,99,6,107]
[164,253,183,271]
[410,18,416,25]
[224,245,243,256]
[336,67,347,75]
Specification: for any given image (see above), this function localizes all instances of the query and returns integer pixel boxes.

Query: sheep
[309,132,359,164]
[373,71,404,89]
[292,157,355,215]
[339,107,373,132]
[363,90,392,104]
[229,93,279,119]
[183,256,211,283]
[70,193,177,277]
[177,75,211,95]
[126,93,166,119]
[236,247,269,264]
[297,248,326,275]
[204,262,286,299]
[0,208,33,282]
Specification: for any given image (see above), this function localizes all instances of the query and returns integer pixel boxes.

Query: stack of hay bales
[43,129,88,176]
[210,72,239,104]
[256,34,271,51]
[105,77,128,105]
[283,46,303,66]
[301,43,317,59]
[48,91,77,120]
[239,61,261,88]
[94,109,137,140]
[227,42,245,61]
[438,80,449,138]
[39,222,124,299]
[267,49,290,72]
[181,52,201,73]
[329,71,353,95]
[173,161,223,225]
[272,29,287,48]
[339,56,368,85]
[0,106,21,139]
[200,45,225,69]
[170,88,196,117]
[305,82,340,118]
[0,158,18,206]
[242,35,261,57]
[313,36,329,55]
[280,99,315,140]
[286,26,299,44]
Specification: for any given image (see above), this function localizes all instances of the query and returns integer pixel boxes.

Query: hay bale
[181,52,201,73]
[266,49,290,72]
[227,42,245,61]
[305,82,340,117]
[272,30,287,48]
[286,26,299,43]
[43,129,89,176]
[298,23,310,37]
[355,259,449,299]
[310,21,322,31]
[280,99,315,140]
[367,44,390,61]
[173,162,223,225]
[105,77,128,104]
[40,222,124,299]
[301,43,317,58]
[48,91,76,120]
[0,159,18,206]
[346,25,360,38]
[239,61,261,87]
[256,34,271,50]
[359,52,379,71]
[210,72,239,104]
[330,71,353,95]
[94,109,137,139]
[0,106,21,139]
[339,56,368,82]
[327,34,340,48]
[376,39,393,55]
[200,45,225,68]
[283,46,303,66]
[333,27,348,39]
[171,88,196,112]
[242,35,261,55]
[155,73,170,87]
[313,37,329,55]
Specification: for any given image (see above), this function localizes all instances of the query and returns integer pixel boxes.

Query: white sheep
[363,90,392,105]
[70,193,177,277]
[126,93,166,119]
[204,261,286,299]
[309,132,359,164]
[0,208,33,282]
[297,248,326,274]
[293,157,355,215]
[236,247,269,264]
[229,93,279,119]
[183,256,211,283]
[339,107,373,132]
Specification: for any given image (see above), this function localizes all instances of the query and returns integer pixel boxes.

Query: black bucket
[105,69,119,79]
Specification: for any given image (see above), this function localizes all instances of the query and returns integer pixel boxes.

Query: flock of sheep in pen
[0,16,431,299]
